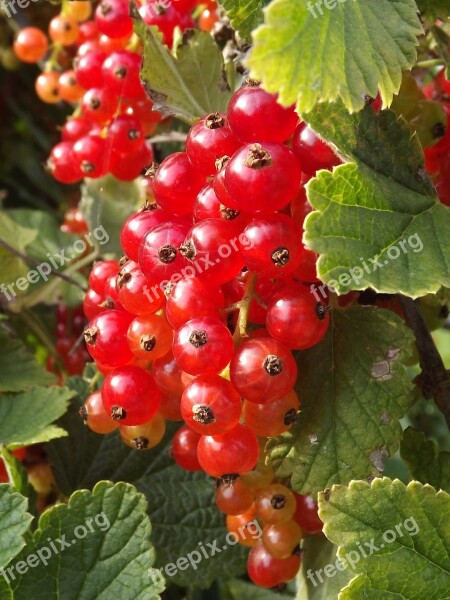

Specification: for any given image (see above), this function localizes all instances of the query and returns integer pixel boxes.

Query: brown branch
[397,294,450,429]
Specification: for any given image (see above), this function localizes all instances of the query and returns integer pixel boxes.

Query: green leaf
[80,177,139,257]
[47,413,248,588]
[0,330,55,392]
[139,25,231,123]
[0,485,33,570]
[401,427,450,493]
[3,209,89,311]
[218,0,269,41]
[266,306,414,496]
[9,481,164,599]
[0,211,37,293]
[318,478,450,599]
[416,0,450,21]
[0,386,73,448]
[296,535,350,600]
[0,449,37,509]
[302,103,450,297]
[246,0,423,114]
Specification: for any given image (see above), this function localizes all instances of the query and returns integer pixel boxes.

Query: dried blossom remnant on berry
[132,436,149,450]
[84,326,98,346]
[205,112,226,129]
[189,329,208,347]
[263,354,283,376]
[245,144,272,169]
[111,405,126,421]
[158,244,177,263]
[271,493,287,509]
[192,404,216,424]
[271,247,290,266]
[140,334,156,351]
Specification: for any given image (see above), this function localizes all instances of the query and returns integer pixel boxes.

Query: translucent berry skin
[266,285,329,350]
[61,116,96,142]
[181,374,242,435]
[292,122,340,175]
[14,27,48,63]
[47,142,83,184]
[293,493,323,534]
[262,520,303,559]
[152,351,184,397]
[119,412,166,450]
[226,505,259,547]
[101,365,161,426]
[230,338,297,403]
[224,142,301,214]
[48,15,79,46]
[95,0,133,39]
[88,260,120,295]
[247,540,301,587]
[152,152,206,214]
[81,88,119,124]
[159,391,182,421]
[181,219,245,285]
[244,389,299,437]
[173,316,234,376]
[227,85,298,143]
[240,214,303,278]
[186,113,240,176]
[127,314,173,360]
[108,114,144,153]
[73,135,109,178]
[82,391,118,434]
[197,423,259,478]
[139,222,190,288]
[84,310,134,368]
[75,50,106,89]
[165,277,224,330]
[83,288,106,320]
[215,477,255,516]
[118,268,165,316]
[171,425,202,471]
[255,484,296,524]
[120,208,173,262]
[102,50,143,99]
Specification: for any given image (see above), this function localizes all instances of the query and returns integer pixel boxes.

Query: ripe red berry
[84,309,134,367]
[224,142,301,214]
[152,152,205,214]
[173,316,233,376]
[230,337,297,403]
[181,374,242,435]
[227,84,298,143]
[102,365,161,426]
[197,423,259,477]
[266,285,329,350]
[172,425,202,471]
[186,113,239,176]
[292,122,340,175]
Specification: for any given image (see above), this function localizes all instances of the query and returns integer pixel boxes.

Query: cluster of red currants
[78,81,337,586]
[423,68,450,205]
[12,0,218,185]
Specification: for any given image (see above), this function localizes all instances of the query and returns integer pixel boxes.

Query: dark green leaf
[266,307,414,495]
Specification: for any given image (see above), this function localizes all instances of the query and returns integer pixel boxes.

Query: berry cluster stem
[233,272,257,346]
